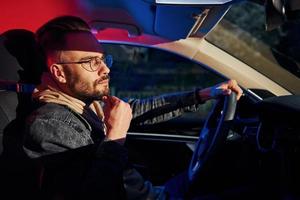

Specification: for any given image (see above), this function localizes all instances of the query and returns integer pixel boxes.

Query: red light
[1,0,82,33]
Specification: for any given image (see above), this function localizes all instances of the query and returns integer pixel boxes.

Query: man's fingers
[232,85,243,100]
[107,96,121,104]
[226,79,243,100]
[223,89,231,95]
[103,96,122,107]
[102,95,113,108]
[102,95,109,103]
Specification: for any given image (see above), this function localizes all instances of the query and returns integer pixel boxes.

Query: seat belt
[0,80,35,93]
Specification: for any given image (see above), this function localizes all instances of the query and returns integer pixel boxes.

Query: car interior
[1,32,299,200]
[0,0,300,199]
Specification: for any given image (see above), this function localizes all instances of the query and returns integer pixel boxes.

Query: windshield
[206,1,300,94]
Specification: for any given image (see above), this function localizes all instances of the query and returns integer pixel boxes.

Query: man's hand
[198,79,243,101]
[102,96,132,145]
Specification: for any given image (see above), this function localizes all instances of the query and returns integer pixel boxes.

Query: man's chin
[102,88,110,96]
[95,89,109,100]
[78,90,109,102]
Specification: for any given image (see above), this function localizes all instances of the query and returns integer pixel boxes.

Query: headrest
[0,29,46,85]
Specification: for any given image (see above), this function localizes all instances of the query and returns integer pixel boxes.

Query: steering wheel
[188,93,237,183]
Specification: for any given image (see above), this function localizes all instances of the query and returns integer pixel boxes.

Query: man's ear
[49,64,67,83]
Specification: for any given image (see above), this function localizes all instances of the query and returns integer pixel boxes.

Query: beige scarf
[32,72,104,121]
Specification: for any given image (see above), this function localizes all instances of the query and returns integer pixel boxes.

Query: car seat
[0,29,45,199]
[0,29,44,154]
[0,36,20,154]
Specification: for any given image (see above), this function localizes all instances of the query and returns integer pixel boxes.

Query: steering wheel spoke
[188,93,237,183]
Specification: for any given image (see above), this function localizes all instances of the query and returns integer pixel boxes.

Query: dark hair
[36,16,91,64]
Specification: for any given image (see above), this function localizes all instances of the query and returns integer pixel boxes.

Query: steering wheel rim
[188,93,237,183]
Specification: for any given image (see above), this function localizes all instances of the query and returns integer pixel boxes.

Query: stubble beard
[67,73,110,102]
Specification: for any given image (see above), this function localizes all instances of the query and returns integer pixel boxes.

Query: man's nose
[99,63,110,75]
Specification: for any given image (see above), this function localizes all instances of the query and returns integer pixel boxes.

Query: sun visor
[152,0,242,39]
[84,0,242,41]
[154,5,232,39]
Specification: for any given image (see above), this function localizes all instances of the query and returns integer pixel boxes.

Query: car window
[206,1,300,94]
[102,43,225,135]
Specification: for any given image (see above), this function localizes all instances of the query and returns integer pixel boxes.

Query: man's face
[59,50,110,102]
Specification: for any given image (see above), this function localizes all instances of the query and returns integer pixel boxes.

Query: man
[22,16,243,199]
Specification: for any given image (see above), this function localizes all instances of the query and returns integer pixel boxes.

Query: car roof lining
[1,0,234,41]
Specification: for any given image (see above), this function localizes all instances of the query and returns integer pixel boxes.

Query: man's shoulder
[34,102,75,118]
[28,103,91,130]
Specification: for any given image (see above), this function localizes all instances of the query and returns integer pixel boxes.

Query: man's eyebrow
[79,54,105,61]
[79,56,95,61]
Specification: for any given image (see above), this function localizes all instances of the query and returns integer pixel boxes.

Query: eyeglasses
[57,55,113,72]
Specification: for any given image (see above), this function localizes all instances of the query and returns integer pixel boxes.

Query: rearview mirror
[265,0,300,30]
